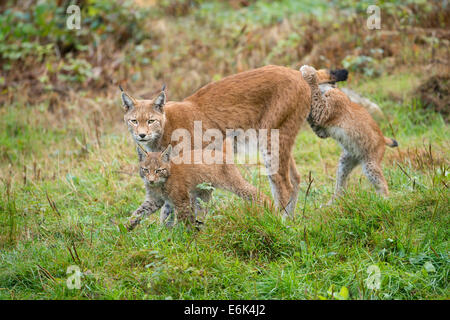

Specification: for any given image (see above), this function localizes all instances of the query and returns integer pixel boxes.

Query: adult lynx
[121,65,348,221]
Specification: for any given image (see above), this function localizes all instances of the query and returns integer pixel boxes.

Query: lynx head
[120,85,167,146]
[139,145,172,186]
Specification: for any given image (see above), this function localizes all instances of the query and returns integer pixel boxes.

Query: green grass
[0,0,449,300]
[0,72,448,300]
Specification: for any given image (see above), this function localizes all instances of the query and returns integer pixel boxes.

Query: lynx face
[139,145,172,186]
[121,89,166,146]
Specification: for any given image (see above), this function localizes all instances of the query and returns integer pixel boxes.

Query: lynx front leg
[128,198,164,230]
[260,148,293,218]
[330,151,359,204]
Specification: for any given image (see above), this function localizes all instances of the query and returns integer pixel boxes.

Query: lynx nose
[139,133,146,139]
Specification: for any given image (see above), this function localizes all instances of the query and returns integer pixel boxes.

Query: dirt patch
[416,75,450,122]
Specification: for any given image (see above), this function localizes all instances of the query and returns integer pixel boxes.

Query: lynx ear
[153,85,166,113]
[119,85,136,112]
[160,144,172,163]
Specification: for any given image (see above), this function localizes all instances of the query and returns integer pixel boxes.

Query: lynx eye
[129,119,138,125]
[141,168,149,173]
[155,168,166,174]
[147,119,156,125]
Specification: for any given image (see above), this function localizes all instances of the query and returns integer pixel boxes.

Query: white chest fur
[327,126,362,158]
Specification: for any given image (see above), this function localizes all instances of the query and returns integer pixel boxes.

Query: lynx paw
[127,219,139,231]
[300,65,316,79]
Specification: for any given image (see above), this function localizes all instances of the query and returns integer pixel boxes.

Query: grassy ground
[1,72,448,299]
[0,1,449,300]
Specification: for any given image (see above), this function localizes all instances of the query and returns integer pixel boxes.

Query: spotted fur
[120,65,346,220]
[127,146,271,229]
[300,65,398,202]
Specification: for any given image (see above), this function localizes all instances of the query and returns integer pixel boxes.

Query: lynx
[120,65,348,223]
[127,145,271,230]
[300,65,398,202]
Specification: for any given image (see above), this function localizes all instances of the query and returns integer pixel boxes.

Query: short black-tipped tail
[313,67,349,84]
[391,139,398,147]
[329,69,348,83]
[384,137,398,148]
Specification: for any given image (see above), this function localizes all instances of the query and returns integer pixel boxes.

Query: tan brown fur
[300,65,398,201]
[122,65,343,220]
[127,146,271,229]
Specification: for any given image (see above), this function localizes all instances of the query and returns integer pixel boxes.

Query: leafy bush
[0,0,152,85]
[342,54,380,78]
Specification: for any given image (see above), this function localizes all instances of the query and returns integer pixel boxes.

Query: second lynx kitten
[127,145,270,230]
[300,65,398,202]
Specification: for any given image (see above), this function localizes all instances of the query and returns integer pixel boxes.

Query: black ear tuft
[330,69,348,82]
[121,91,134,111]
[160,144,172,163]
[153,90,166,113]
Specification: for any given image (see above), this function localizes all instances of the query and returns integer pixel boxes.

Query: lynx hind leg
[261,148,297,218]
[258,126,299,218]
[174,202,196,228]
[362,160,389,197]
[172,193,196,227]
